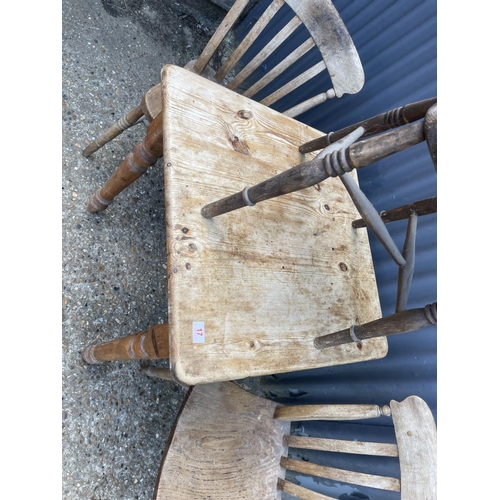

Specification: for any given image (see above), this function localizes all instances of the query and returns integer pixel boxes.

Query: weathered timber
[87,113,163,213]
[274,403,388,421]
[82,105,144,157]
[314,303,437,349]
[396,212,418,312]
[277,479,334,500]
[84,0,365,162]
[225,12,300,90]
[391,396,437,499]
[338,166,405,266]
[299,97,436,154]
[162,65,386,385]
[82,323,169,364]
[284,435,398,457]
[152,382,436,500]
[352,197,437,228]
[194,0,254,75]
[201,120,424,219]
[424,103,437,169]
[281,456,401,492]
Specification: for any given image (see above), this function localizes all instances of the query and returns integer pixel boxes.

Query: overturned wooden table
[84,64,388,385]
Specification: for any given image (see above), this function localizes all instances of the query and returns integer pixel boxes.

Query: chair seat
[154,382,290,500]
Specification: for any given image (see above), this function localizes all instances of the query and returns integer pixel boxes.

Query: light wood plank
[225,15,302,90]
[390,396,437,500]
[281,457,401,492]
[193,0,252,74]
[244,37,316,98]
[283,88,335,118]
[277,478,337,500]
[260,61,326,107]
[275,404,386,421]
[284,435,399,457]
[216,0,285,83]
[154,382,289,500]
[161,64,386,385]
[285,0,364,97]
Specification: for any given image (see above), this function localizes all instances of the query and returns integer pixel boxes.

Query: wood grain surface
[391,396,437,499]
[154,381,289,500]
[161,64,386,385]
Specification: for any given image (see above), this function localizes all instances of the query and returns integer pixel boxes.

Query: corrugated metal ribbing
[235,2,436,497]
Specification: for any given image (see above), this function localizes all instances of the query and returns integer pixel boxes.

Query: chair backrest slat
[282,88,334,117]
[214,0,285,83]
[225,15,302,90]
[243,37,316,98]
[284,435,399,457]
[196,0,365,119]
[193,0,252,75]
[259,60,326,107]
[281,456,401,492]
[274,403,387,421]
[277,478,336,500]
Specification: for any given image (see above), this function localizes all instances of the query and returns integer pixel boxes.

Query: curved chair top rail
[193,0,364,116]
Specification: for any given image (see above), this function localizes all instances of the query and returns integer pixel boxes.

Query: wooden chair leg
[314,303,437,350]
[87,112,164,213]
[82,323,169,364]
[82,104,144,157]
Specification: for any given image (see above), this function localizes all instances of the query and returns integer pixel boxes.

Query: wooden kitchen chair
[153,381,437,499]
[83,0,364,211]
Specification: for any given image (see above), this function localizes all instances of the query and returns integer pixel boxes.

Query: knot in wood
[237,109,253,120]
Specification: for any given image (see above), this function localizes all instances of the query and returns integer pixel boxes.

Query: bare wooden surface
[396,212,418,312]
[82,104,144,157]
[200,121,425,220]
[285,0,364,97]
[87,113,163,212]
[352,197,437,228]
[281,456,401,492]
[141,83,162,122]
[154,382,289,500]
[425,103,437,169]
[277,478,335,500]
[82,323,169,364]
[193,0,253,75]
[284,435,399,457]
[391,396,437,499]
[299,97,437,154]
[283,88,335,118]
[274,403,388,421]
[153,382,436,500]
[243,37,315,99]
[260,60,326,107]
[314,302,437,349]
[215,0,284,84]
[161,64,386,385]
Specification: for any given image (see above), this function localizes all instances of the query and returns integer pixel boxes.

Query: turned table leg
[87,112,164,213]
[82,323,169,364]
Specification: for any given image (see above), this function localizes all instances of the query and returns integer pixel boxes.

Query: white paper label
[192,321,205,343]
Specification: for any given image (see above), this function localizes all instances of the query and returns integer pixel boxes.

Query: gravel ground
[61,1,236,499]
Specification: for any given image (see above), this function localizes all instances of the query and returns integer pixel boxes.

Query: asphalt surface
[61,1,236,498]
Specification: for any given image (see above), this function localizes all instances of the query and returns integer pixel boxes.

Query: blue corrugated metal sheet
[234,1,437,497]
